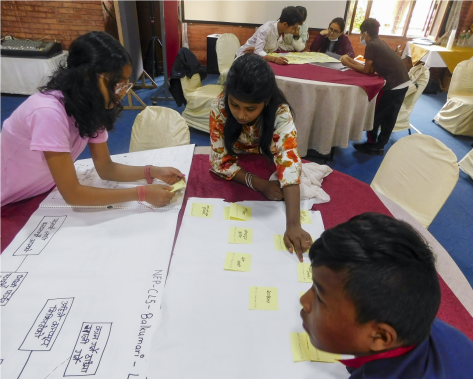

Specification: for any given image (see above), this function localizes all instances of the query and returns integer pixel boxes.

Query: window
[346,0,442,38]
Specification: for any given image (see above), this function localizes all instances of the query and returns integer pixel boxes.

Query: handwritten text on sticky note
[224,252,252,272]
[223,207,231,220]
[297,263,313,283]
[228,227,253,244]
[273,234,289,251]
[249,286,278,310]
[300,210,312,224]
[229,203,252,221]
[190,203,213,218]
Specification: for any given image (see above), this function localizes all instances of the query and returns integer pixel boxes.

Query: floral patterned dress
[209,94,302,187]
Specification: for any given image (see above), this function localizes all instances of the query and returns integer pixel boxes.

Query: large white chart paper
[41,144,195,209]
[1,207,179,379]
[146,198,350,379]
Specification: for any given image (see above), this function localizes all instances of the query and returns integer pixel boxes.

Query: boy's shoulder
[348,319,473,379]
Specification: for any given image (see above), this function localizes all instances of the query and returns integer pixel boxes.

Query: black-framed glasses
[328,27,342,35]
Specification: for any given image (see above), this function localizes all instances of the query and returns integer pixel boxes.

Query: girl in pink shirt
[1,31,184,207]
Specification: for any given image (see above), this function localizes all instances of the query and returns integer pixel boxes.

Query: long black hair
[39,31,132,138]
[223,54,294,161]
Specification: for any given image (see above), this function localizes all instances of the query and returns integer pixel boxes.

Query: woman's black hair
[39,31,132,138]
[330,17,346,33]
[223,54,294,161]
[296,6,307,22]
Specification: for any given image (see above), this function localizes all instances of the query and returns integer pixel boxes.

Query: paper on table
[300,210,312,224]
[290,333,341,363]
[170,180,186,192]
[228,226,253,244]
[229,203,252,221]
[223,206,231,220]
[224,252,252,272]
[190,203,213,218]
[273,234,289,251]
[249,286,278,310]
[297,263,313,283]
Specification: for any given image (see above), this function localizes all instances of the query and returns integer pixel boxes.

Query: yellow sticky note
[309,343,341,363]
[223,206,231,220]
[290,332,310,362]
[229,203,252,221]
[300,210,312,224]
[249,286,278,310]
[224,252,252,272]
[170,180,186,192]
[297,263,313,283]
[190,203,213,218]
[228,226,253,244]
[273,234,289,251]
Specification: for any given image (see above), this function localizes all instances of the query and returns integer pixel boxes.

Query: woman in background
[310,17,354,57]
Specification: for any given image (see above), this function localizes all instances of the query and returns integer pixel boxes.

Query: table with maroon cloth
[2,154,473,342]
[268,62,385,156]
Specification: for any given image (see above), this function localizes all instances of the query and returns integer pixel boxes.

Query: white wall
[183,1,348,29]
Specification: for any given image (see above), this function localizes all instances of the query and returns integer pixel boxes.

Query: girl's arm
[44,151,175,207]
[340,55,374,75]
[89,142,185,184]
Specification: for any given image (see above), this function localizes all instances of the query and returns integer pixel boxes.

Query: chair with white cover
[393,64,430,134]
[216,33,240,85]
[181,73,223,132]
[459,149,473,180]
[129,106,190,152]
[371,134,459,228]
[433,60,473,136]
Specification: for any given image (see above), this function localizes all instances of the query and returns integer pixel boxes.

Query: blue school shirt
[340,318,473,379]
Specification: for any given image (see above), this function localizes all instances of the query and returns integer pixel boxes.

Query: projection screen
[183,1,349,29]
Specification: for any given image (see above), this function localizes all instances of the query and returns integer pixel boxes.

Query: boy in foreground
[301,213,473,378]
[340,19,410,156]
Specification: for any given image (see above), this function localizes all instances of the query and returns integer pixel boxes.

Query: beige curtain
[438,1,463,45]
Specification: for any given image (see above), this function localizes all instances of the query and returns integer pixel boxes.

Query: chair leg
[408,128,411,135]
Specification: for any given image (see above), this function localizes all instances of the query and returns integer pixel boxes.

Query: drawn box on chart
[64,322,112,377]
[19,297,74,351]
[0,272,28,306]
[14,216,67,256]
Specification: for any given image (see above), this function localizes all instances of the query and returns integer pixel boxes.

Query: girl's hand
[284,226,313,262]
[274,56,289,65]
[260,180,284,201]
[144,184,175,207]
[320,29,329,36]
[151,166,185,184]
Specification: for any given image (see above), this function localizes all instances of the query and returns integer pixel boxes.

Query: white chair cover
[181,73,223,132]
[129,106,190,152]
[459,149,473,180]
[394,65,430,132]
[434,60,473,136]
[371,134,459,228]
[216,33,240,85]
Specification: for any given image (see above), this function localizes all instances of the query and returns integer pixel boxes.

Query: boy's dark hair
[279,6,303,26]
[296,6,307,22]
[224,54,294,162]
[360,18,380,37]
[330,17,346,33]
[40,31,132,138]
[309,212,441,346]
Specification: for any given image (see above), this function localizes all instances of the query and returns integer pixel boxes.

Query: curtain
[438,1,463,45]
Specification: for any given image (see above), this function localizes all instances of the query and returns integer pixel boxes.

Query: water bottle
[465,30,472,47]
[458,30,466,46]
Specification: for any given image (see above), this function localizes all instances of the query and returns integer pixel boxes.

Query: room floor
[1,74,472,287]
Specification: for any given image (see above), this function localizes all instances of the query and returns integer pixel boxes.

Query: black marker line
[17,351,32,379]
[15,257,28,272]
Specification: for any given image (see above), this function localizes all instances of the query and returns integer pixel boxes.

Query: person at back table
[236,6,303,65]
[279,6,309,52]
[340,18,410,156]
[310,17,354,57]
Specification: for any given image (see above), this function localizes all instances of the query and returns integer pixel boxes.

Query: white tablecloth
[275,76,377,156]
[1,51,68,95]
[401,42,447,69]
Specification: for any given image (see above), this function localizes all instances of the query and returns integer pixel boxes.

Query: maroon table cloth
[2,154,472,341]
[269,62,385,102]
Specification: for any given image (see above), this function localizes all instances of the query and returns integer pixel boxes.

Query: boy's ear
[369,322,400,352]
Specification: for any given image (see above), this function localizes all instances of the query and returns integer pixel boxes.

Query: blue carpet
[2,74,473,287]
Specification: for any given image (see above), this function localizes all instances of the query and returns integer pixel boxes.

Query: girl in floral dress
[209,54,311,261]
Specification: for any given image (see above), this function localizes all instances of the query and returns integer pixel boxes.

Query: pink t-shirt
[1,91,108,205]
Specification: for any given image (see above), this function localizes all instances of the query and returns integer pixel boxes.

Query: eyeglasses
[328,27,342,35]
[97,74,133,94]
